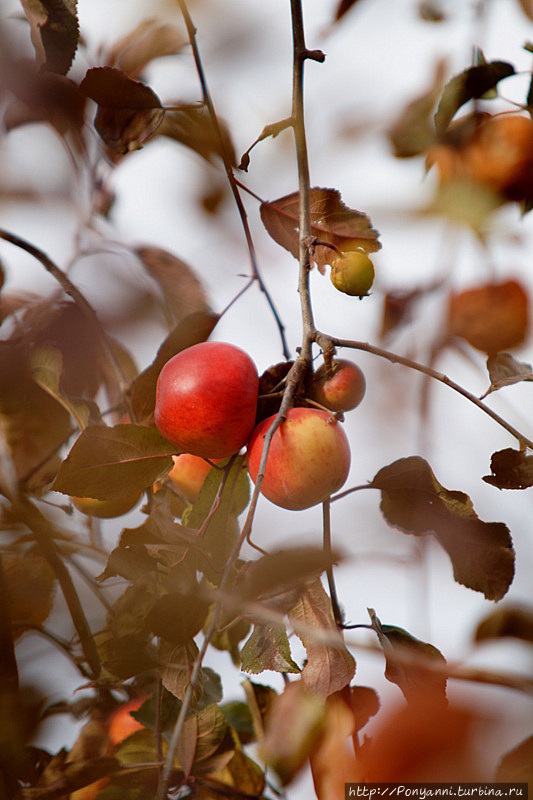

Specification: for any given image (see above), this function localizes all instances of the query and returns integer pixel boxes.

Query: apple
[154,341,259,459]
[72,492,140,519]
[246,408,351,510]
[311,359,366,413]
[108,696,147,746]
[167,453,215,502]
[330,251,374,297]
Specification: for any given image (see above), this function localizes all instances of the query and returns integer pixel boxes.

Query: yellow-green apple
[155,342,259,459]
[311,359,366,413]
[72,493,140,519]
[330,251,374,297]
[246,408,350,510]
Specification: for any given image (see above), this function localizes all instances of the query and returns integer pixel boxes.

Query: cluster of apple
[154,341,366,511]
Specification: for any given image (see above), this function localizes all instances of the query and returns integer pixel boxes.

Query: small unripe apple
[330,251,374,297]
[155,342,259,459]
[72,493,140,519]
[311,359,366,413]
[167,453,214,502]
[246,408,351,510]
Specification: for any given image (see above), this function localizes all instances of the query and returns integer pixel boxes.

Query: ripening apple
[167,453,215,502]
[330,250,374,297]
[311,359,366,413]
[246,408,351,510]
[154,341,259,459]
[72,492,141,519]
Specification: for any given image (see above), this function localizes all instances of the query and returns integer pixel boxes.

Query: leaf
[288,579,356,697]
[214,748,265,797]
[482,352,533,397]
[29,346,97,429]
[52,423,175,500]
[19,0,79,75]
[380,280,443,341]
[309,692,360,799]
[447,280,529,355]
[135,246,211,329]
[129,311,219,424]
[160,640,202,702]
[371,456,515,600]
[349,685,380,732]
[240,624,301,675]
[260,188,381,274]
[368,609,447,703]
[105,19,187,78]
[389,61,445,158]
[496,734,533,784]
[145,588,210,645]
[184,704,231,773]
[334,0,363,21]
[434,61,515,134]
[158,105,236,165]
[483,448,533,490]
[3,552,56,638]
[518,0,533,21]
[80,66,164,154]
[475,605,533,644]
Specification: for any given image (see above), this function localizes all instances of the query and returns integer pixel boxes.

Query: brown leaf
[389,61,445,158]
[80,66,164,154]
[371,456,515,600]
[475,604,533,644]
[19,0,79,75]
[240,624,301,675]
[135,246,211,329]
[482,352,533,397]
[105,19,187,78]
[483,448,533,490]
[380,280,443,341]
[349,685,380,731]
[447,280,529,354]
[158,104,236,165]
[260,188,381,274]
[289,579,356,697]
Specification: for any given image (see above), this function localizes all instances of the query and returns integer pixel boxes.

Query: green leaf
[210,617,251,666]
[483,448,533,490]
[130,311,218,424]
[19,0,79,74]
[371,456,515,600]
[475,605,533,644]
[52,423,174,500]
[288,579,356,697]
[434,60,515,134]
[240,624,301,675]
[368,609,447,704]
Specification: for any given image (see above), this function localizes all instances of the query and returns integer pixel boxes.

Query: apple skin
[72,493,140,519]
[167,453,215,502]
[246,408,351,510]
[154,342,259,459]
[312,359,366,413]
[330,251,374,297]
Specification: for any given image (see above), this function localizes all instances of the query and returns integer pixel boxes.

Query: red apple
[246,408,351,510]
[155,342,259,459]
[311,359,366,413]
[167,453,215,502]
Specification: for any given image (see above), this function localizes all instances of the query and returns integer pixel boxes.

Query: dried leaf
[129,311,218,424]
[371,456,515,600]
[289,579,356,697]
[389,61,445,158]
[349,686,379,732]
[482,352,533,397]
[368,609,447,703]
[3,552,56,638]
[483,448,533,490]
[435,61,515,134]
[260,188,381,274]
[447,280,529,354]
[105,19,186,78]
[497,735,533,784]
[19,0,79,74]
[135,246,211,329]
[240,624,301,675]
[158,104,236,165]
[475,605,533,644]
[52,423,175,500]
[80,66,164,154]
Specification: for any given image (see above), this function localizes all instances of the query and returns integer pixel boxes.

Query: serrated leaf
[368,609,447,703]
[260,188,381,274]
[435,60,515,134]
[288,580,356,697]
[52,423,174,500]
[105,19,187,78]
[158,104,236,165]
[19,0,79,75]
[135,246,211,329]
[482,352,533,397]
[483,448,533,490]
[130,311,218,424]
[475,605,533,644]
[496,734,533,783]
[371,456,515,600]
[3,552,56,638]
[80,66,164,154]
[240,624,301,675]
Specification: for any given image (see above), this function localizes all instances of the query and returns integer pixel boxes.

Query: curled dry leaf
[260,188,381,274]
[105,18,187,78]
[482,352,533,398]
[19,0,79,75]
[483,448,533,490]
[447,280,529,355]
